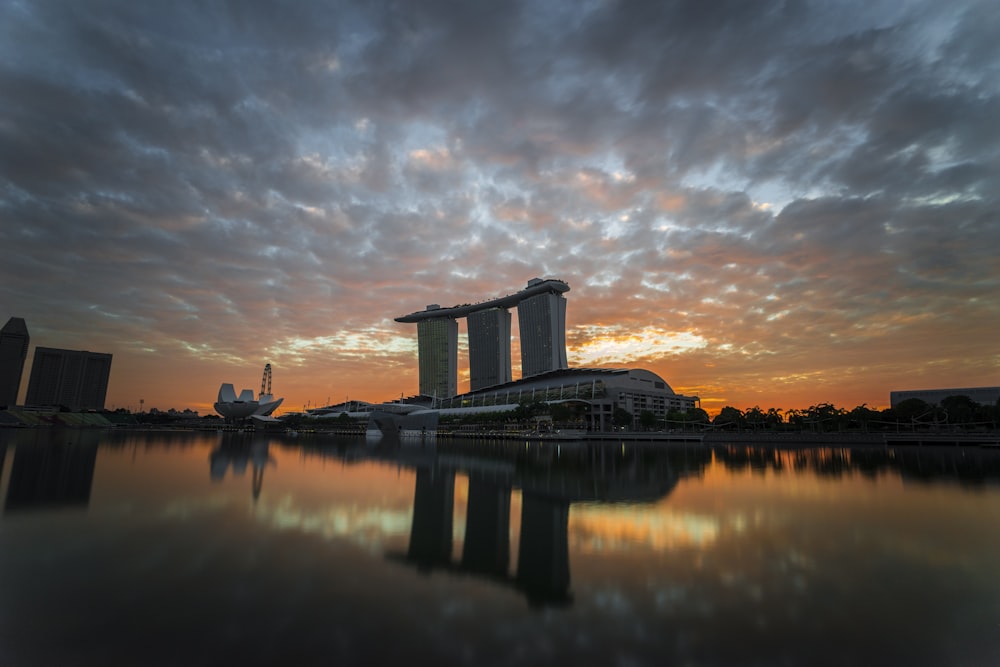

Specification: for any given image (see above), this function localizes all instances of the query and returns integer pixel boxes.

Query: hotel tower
[397,279,570,398]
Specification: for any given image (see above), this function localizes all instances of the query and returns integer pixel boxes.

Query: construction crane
[259,363,272,399]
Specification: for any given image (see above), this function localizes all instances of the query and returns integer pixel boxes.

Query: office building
[0,317,29,407]
[517,284,568,378]
[416,314,458,399]
[25,347,112,411]
[468,308,512,391]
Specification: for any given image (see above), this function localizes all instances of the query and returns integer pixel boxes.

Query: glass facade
[517,292,567,377]
[417,318,458,398]
[467,308,512,391]
[24,347,113,411]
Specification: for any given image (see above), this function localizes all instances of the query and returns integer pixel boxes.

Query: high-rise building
[467,308,512,391]
[25,347,113,411]
[397,279,570,396]
[517,283,568,378]
[416,313,458,399]
[0,317,29,407]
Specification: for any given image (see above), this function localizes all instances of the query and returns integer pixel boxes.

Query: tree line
[682,395,1000,433]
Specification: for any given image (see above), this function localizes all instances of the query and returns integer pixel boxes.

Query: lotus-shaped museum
[213,383,284,419]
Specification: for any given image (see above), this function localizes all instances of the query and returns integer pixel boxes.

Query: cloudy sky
[2,0,998,415]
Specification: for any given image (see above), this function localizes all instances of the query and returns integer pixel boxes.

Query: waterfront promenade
[425,428,1000,448]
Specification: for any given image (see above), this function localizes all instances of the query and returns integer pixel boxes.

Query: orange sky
[2,2,997,417]
[76,293,995,417]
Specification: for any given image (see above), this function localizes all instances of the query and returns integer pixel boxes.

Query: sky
[1,0,998,416]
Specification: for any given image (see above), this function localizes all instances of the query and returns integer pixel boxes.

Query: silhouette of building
[0,317,29,407]
[397,278,570,398]
[24,347,112,411]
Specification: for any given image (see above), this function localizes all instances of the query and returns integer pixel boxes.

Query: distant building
[25,347,113,411]
[0,317,29,407]
[890,386,1000,407]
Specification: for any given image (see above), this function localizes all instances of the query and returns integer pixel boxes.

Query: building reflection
[209,434,275,501]
[4,433,99,512]
[368,440,712,608]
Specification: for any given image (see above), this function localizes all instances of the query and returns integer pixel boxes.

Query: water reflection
[0,430,998,665]
[712,444,1000,486]
[4,432,99,513]
[301,439,713,607]
[209,433,275,501]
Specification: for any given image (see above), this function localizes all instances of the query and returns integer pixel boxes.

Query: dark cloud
[1,0,997,411]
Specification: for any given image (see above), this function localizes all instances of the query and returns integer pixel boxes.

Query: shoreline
[2,424,999,448]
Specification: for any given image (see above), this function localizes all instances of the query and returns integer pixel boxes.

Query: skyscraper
[25,347,113,411]
[517,285,568,378]
[416,314,458,399]
[0,317,29,407]
[397,279,570,395]
[467,308,512,391]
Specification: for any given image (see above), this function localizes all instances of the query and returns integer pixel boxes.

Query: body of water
[1,429,999,666]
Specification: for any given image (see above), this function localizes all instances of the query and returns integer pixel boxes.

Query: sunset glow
[2,1,997,416]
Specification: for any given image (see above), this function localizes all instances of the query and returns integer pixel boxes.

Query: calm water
[1,429,999,666]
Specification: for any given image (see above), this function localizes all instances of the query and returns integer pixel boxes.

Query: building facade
[25,347,113,411]
[417,316,458,399]
[0,317,29,407]
[468,307,512,391]
[397,278,570,398]
[434,367,698,432]
[517,286,568,378]
[890,386,1000,407]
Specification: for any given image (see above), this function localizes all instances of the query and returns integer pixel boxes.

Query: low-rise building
[890,386,1000,407]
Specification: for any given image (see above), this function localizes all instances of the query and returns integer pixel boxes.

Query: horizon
[3,1,998,417]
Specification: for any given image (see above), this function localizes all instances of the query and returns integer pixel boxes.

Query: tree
[612,407,633,429]
[714,406,744,429]
[891,398,930,424]
[848,403,880,432]
[686,408,711,426]
[745,406,766,431]
[549,402,573,424]
[638,410,658,431]
[804,403,845,432]
[940,395,977,426]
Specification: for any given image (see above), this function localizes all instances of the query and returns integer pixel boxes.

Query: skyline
[2,0,998,415]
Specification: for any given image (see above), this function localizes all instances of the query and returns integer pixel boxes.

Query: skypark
[394,278,569,322]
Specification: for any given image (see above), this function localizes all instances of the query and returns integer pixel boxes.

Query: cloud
[1,0,997,413]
